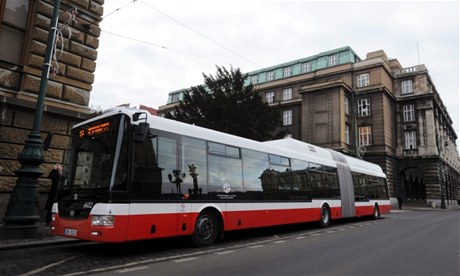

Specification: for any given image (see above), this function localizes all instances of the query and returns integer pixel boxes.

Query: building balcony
[403,148,419,157]
[394,65,427,76]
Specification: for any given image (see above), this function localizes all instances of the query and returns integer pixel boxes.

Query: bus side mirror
[133,112,147,122]
[133,122,151,143]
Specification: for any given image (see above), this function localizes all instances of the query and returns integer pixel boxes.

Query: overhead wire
[102,0,139,19]
[101,0,256,67]
[138,0,261,68]
[102,30,232,65]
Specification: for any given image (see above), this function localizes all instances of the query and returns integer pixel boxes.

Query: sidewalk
[0,222,78,250]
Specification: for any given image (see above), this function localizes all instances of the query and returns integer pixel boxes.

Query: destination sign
[79,122,110,137]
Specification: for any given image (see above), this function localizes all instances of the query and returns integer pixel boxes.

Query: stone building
[0,0,103,216]
[159,46,460,208]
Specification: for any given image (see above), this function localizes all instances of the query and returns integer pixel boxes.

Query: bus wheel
[319,205,331,228]
[192,210,220,247]
[373,205,381,220]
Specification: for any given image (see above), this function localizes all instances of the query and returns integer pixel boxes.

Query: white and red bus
[51,107,390,246]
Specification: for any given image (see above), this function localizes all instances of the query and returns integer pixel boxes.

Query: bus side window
[242,149,267,199]
[181,137,208,199]
[268,155,291,200]
[308,162,324,198]
[291,159,311,201]
[158,137,180,197]
[132,137,163,199]
[207,142,243,198]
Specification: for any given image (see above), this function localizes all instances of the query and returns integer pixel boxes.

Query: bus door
[336,163,355,218]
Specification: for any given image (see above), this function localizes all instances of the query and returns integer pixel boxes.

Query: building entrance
[402,168,426,200]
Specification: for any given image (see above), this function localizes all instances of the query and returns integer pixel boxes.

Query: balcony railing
[394,65,427,76]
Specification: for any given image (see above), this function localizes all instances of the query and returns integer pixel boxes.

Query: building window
[357,73,370,88]
[170,92,182,103]
[404,131,417,150]
[266,91,275,103]
[251,75,258,84]
[401,80,413,94]
[302,62,311,73]
[282,88,292,101]
[345,124,350,144]
[344,97,349,115]
[0,0,30,64]
[266,71,274,81]
[283,110,292,126]
[358,126,372,146]
[403,104,415,122]
[328,55,337,66]
[357,98,371,116]
[283,66,292,77]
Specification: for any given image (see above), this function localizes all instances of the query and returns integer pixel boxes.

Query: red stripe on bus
[52,204,391,243]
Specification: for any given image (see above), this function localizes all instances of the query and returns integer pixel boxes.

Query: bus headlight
[92,215,115,226]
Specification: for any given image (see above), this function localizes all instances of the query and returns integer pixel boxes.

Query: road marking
[67,219,393,275]
[117,266,149,273]
[295,236,306,240]
[20,255,80,276]
[273,240,287,244]
[173,257,199,263]
[216,250,235,255]
[326,230,335,234]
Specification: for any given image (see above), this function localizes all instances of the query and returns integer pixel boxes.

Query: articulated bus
[51,107,390,246]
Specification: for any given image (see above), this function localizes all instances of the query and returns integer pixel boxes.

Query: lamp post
[440,160,447,209]
[2,0,61,229]
[439,142,448,209]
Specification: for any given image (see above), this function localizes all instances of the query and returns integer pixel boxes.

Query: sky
[90,0,459,138]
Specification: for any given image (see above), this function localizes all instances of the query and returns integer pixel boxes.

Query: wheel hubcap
[197,215,214,240]
[322,208,329,223]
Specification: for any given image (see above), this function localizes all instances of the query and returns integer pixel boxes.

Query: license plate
[64,228,77,236]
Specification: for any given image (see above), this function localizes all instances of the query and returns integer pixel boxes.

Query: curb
[0,237,81,251]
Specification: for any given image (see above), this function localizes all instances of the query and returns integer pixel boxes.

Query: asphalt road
[0,209,458,275]
[97,209,459,276]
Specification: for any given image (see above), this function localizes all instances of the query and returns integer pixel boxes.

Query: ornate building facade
[160,46,460,208]
[0,0,103,216]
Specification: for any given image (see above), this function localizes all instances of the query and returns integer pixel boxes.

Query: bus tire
[319,205,331,228]
[373,205,380,220]
[192,209,220,247]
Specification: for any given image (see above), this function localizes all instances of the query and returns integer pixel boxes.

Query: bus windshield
[66,114,128,193]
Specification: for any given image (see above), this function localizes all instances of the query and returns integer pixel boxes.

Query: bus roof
[263,138,386,178]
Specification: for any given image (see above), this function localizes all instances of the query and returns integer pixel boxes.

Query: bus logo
[223,183,231,193]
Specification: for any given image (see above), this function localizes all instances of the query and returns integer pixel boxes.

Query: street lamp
[2,0,61,229]
[440,164,447,209]
[439,140,449,209]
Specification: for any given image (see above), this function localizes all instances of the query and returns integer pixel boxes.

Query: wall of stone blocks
[0,100,92,219]
[20,0,103,109]
[0,0,104,219]
[0,103,86,182]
